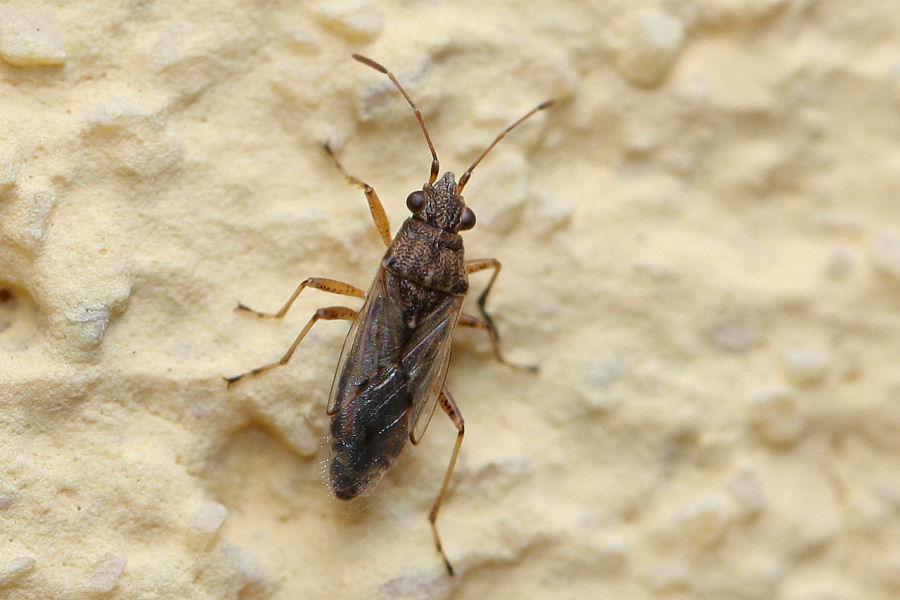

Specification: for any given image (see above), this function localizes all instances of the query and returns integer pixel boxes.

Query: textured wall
[1,1,899,598]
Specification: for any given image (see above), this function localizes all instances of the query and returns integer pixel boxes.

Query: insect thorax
[384,218,468,327]
[385,219,467,292]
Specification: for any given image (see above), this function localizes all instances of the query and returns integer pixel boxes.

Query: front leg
[323,143,392,247]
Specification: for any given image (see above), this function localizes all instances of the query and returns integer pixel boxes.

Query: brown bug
[227,54,551,575]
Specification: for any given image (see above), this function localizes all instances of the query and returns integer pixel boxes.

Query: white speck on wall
[187,500,229,548]
[616,10,685,87]
[21,191,55,250]
[873,233,900,280]
[85,553,127,594]
[0,153,17,191]
[782,347,830,387]
[750,388,806,447]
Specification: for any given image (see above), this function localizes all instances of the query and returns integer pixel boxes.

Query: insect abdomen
[329,367,410,500]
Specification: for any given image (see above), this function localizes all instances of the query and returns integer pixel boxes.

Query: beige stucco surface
[2,1,899,598]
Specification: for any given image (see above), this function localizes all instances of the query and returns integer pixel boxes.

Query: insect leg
[458,314,537,372]
[466,258,502,327]
[463,259,538,372]
[236,278,364,319]
[322,143,392,247]
[429,386,465,576]
[225,306,357,387]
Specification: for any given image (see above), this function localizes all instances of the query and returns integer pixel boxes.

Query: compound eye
[458,207,476,230]
[406,191,426,213]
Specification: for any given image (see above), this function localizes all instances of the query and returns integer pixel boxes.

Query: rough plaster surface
[1,1,899,598]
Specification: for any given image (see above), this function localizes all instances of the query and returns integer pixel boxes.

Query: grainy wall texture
[1,1,899,599]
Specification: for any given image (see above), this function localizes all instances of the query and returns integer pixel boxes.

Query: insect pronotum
[227,54,552,575]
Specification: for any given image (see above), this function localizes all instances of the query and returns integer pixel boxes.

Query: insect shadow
[227,53,551,576]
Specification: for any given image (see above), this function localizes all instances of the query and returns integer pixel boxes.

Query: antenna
[457,100,554,193]
[353,54,440,185]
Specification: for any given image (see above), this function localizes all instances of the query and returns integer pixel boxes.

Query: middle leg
[458,313,537,372]
[226,306,357,387]
[236,277,364,319]
[464,258,537,372]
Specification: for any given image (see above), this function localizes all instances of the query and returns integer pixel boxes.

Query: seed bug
[226,54,552,575]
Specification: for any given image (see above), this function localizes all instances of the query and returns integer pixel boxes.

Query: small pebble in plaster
[782,348,830,386]
[663,494,734,550]
[60,273,130,352]
[84,553,126,595]
[66,305,114,350]
[220,543,269,597]
[617,10,685,87]
[143,22,211,72]
[672,70,711,112]
[311,0,383,42]
[380,573,445,598]
[634,261,676,282]
[0,556,35,588]
[750,389,806,447]
[594,538,628,574]
[825,248,855,280]
[623,126,658,156]
[872,233,900,280]
[0,7,66,67]
[187,500,228,548]
[578,357,625,412]
[279,418,320,458]
[708,315,760,353]
[727,465,766,517]
[282,27,320,54]
[22,191,56,251]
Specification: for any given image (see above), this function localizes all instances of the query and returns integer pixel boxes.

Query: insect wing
[402,294,464,443]
[328,266,406,415]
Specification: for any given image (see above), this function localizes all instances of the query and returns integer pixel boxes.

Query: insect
[227,54,551,575]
